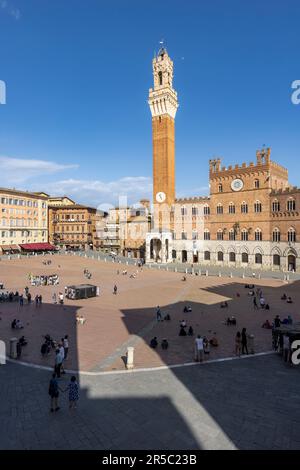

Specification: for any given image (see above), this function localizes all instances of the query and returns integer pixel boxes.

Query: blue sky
[0,0,300,208]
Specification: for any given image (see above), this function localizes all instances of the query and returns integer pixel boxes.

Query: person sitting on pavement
[19,336,27,346]
[161,339,169,350]
[15,320,24,329]
[287,315,293,325]
[150,337,158,348]
[220,301,228,308]
[287,296,293,304]
[209,333,219,347]
[180,319,187,328]
[11,318,17,329]
[262,319,272,329]
[259,297,266,308]
[188,326,194,336]
[164,314,171,321]
[179,326,187,336]
[281,293,287,300]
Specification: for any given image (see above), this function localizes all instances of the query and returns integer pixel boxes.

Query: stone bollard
[248,334,255,354]
[126,261,129,265]
[242,273,245,279]
[8,256,11,260]
[126,347,134,370]
[166,266,168,271]
[18,255,21,260]
[230,272,233,278]
[9,338,18,359]
[205,270,208,277]
[185,268,188,274]
[286,274,290,283]
[0,340,6,365]
[175,267,177,272]
[219,272,221,277]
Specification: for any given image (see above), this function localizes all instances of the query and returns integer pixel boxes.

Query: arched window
[242,252,249,263]
[158,71,163,86]
[181,232,187,240]
[181,206,187,216]
[287,199,296,211]
[241,202,248,214]
[229,229,236,241]
[255,253,262,264]
[254,201,262,213]
[241,229,248,241]
[228,203,235,214]
[217,251,224,261]
[204,204,210,215]
[218,183,223,193]
[255,228,262,241]
[272,228,280,242]
[229,252,236,262]
[273,254,280,266]
[254,179,260,189]
[272,200,280,212]
[192,230,198,240]
[217,229,224,241]
[288,227,296,243]
[216,203,223,215]
[192,206,198,216]
[204,250,210,260]
[172,250,176,259]
[204,229,210,240]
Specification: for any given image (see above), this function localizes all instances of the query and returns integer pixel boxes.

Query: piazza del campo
[1,44,300,453]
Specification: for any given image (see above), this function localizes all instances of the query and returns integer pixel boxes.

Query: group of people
[179,319,194,337]
[83,268,92,280]
[156,306,171,322]
[252,287,270,310]
[281,293,293,303]
[150,337,169,349]
[0,290,20,302]
[52,292,64,305]
[29,273,59,286]
[48,374,79,412]
[235,328,250,356]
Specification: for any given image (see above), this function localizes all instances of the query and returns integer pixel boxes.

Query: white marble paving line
[4,350,276,376]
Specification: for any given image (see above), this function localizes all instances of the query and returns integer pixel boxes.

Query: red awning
[19,243,57,251]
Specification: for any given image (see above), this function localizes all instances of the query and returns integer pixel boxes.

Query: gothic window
[228,203,235,214]
[181,232,187,240]
[272,228,280,242]
[242,252,249,263]
[192,230,198,240]
[204,229,210,240]
[272,200,280,212]
[229,229,236,241]
[287,199,296,211]
[254,201,262,213]
[229,252,236,262]
[204,251,210,260]
[255,253,263,264]
[192,206,198,216]
[181,206,187,216]
[218,183,223,193]
[241,202,248,214]
[273,254,280,266]
[204,205,210,215]
[255,228,262,241]
[288,227,296,243]
[217,251,224,261]
[241,229,248,241]
[254,179,260,189]
[217,229,224,241]
[216,204,223,215]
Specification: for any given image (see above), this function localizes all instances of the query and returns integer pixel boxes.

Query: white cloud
[0,1,21,20]
[0,156,78,184]
[37,176,152,208]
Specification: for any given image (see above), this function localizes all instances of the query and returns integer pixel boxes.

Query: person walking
[113,285,118,295]
[235,331,242,357]
[48,373,60,412]
[194,335,204,362]
[64,376,79,410]
[63,335,69,360]
[156,306,162,322]
[54,348,63,378]
[19,294,24,306]
[253,296,258,310]
[241,328,248,355]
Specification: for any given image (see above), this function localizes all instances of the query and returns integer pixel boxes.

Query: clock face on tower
[156,191,166,203]
[231,179,244,192]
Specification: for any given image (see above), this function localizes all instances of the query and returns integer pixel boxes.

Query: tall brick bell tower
[148,47,178,206]
[146,46,178,263]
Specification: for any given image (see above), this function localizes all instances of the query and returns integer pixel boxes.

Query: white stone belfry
[148,47,178,119]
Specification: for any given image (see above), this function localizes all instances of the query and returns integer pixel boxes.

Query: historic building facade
[48,204,97,251]
[0,188,48,253]
[146,48,300,271]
